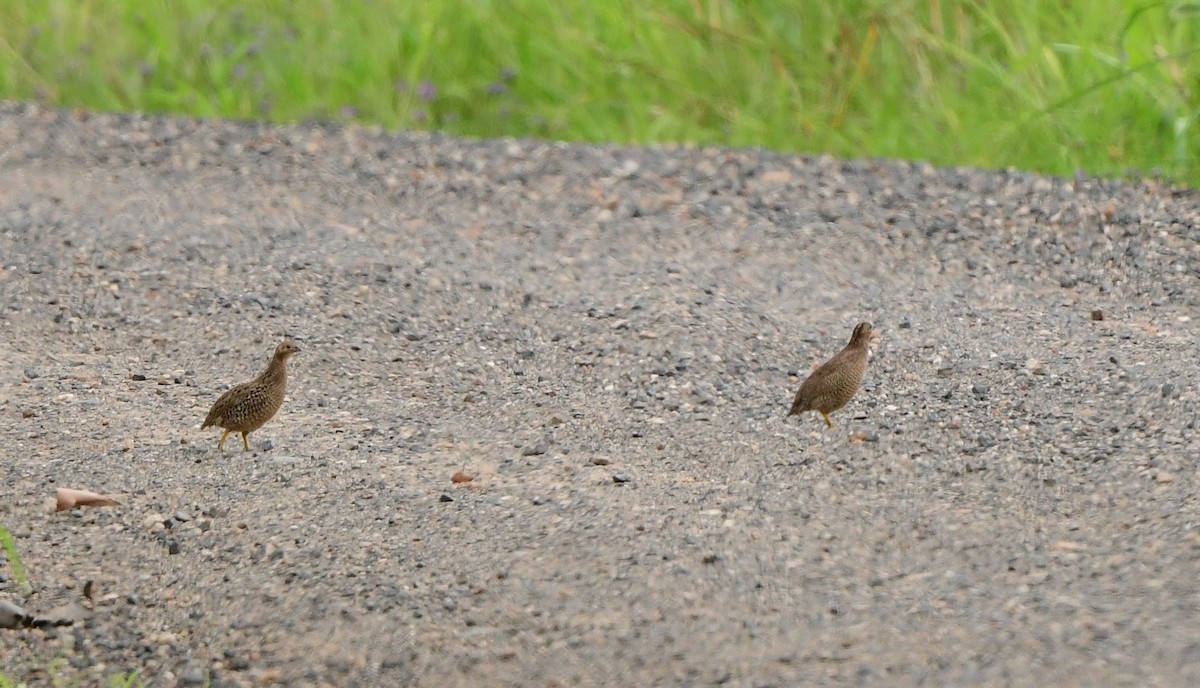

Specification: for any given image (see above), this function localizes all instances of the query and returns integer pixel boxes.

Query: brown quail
[202,339,300,451]
[788,322,873,428]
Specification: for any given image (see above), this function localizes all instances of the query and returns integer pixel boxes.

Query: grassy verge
[0,1,1196,180]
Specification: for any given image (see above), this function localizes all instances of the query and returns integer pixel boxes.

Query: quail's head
[275,339,301,359]
[848,322,874,347]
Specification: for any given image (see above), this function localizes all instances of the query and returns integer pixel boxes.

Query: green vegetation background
[0,2,1198,175]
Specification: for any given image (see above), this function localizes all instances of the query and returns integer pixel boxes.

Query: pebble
[178,667,207,685]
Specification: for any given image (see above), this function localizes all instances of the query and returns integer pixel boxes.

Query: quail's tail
[787,397,807,417]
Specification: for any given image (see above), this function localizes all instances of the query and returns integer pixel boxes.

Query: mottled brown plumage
[202,339,299,451]
[788,322,873,428]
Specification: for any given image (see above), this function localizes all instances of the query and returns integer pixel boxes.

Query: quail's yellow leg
[820,412,834,428]
[240,432,251,451]
[217,429,231,451]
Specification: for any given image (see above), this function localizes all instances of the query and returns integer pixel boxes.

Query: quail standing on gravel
[788,322,873,428]
[202,339,300,451]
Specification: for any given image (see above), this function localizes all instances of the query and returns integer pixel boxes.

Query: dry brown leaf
[0,598,92,629]
[43,601,94,624]
[55,488,121,512]
[0,600,27,629]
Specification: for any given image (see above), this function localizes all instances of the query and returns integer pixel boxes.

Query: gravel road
[1,101,1198,687]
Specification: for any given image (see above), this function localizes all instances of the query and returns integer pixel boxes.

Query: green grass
[0,1,1197,180]
[0,525,31,597]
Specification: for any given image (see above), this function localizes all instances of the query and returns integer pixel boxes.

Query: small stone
[521,443,547,456]
[439,494,454,503]
[227,656,251,671]
[131,373,147,381]
[1161,383,1175,398]
[166,539,182,555]
[22,367,40,380]
[1025,358,1046,375]
[612,473,632,484]
[590,457,611,466]
[21,409,36,418]
[1156,471,1175,484]
[1059,275,1077,288]
[1090,309,1104,321]
[179,667,207,685]
[142,514,165,531]
[971,383,989,399]
[173,511,192,523]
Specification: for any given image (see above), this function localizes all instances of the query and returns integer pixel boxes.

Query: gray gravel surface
[1,100,1199,687]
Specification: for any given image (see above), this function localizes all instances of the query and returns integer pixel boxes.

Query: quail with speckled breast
[788,322,873,428]
[202,339,299,451]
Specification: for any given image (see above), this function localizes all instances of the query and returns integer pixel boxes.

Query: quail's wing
[203,381,257,425]
[798,348,848,389]
[789,351,836,411]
